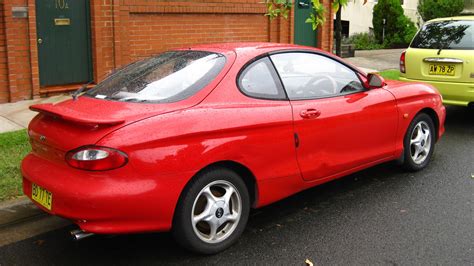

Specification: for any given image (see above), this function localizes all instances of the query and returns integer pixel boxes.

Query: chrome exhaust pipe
[70,229,94,241]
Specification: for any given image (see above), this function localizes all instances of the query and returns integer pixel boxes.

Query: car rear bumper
[21,153,191,234]
[400,77,474,106]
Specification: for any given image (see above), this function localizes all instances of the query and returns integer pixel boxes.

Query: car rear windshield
[86,51,226,103]
[410,20,474,50]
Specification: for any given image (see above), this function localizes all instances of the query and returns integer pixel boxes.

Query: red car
[22,43,445,254]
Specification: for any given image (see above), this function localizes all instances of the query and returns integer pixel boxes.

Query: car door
[236,56,302,184]
[270,52,398,181]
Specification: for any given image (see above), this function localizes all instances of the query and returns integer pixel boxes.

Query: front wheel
[172,167,250,254]
[402,113,436,171]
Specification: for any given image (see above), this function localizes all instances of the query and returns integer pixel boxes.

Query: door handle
[38,38,43,44]
[300,109,321,119]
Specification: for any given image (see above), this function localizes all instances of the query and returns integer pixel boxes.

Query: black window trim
[267,49,369,101]
[236,55,289,101]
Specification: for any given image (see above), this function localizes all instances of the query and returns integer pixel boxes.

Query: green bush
[382,15,418,48]
[373,0,418,48]
[418,0,464,22]
[345,32,384,50]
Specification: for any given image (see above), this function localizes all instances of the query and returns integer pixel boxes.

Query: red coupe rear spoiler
[30,103,125,126]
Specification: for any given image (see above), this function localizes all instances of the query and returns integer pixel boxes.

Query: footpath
[0,95,69,134]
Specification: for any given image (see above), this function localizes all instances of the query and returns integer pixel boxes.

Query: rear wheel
[172,167,250,254]
[402,113,435,171]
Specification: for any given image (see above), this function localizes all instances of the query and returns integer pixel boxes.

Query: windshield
[86,51,226,103]
[410,20,474,50]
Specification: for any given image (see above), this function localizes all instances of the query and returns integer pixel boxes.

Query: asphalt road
[1,106,473,265]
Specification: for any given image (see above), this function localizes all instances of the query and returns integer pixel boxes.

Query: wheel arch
[417,107,440,141]
[179,160,259,210]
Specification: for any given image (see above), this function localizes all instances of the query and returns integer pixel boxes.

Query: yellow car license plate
[32,183,52,210]
[429,64,455,76]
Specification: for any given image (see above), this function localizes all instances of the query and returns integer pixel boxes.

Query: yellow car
[400,16,474,107]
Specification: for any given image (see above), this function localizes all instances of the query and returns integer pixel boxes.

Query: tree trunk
[335,7,342,56]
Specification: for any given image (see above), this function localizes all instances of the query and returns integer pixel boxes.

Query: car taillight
[66,146,128,171]
[400,51,406,73]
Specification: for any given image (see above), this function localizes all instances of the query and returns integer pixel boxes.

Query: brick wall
[93,0,279,82]
[128,13,269,61]
[90,0,115,84]
[318,0,334,52]
[3,0,32,102]
[0,0,8,103]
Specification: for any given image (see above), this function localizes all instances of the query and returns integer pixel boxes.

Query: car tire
[172,167,250,254]
[402,113,436,171]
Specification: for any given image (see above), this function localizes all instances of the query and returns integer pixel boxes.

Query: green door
[36,0,92,86]
[294,0,317,47]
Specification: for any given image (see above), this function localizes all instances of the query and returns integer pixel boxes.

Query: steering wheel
[302,75,338,96]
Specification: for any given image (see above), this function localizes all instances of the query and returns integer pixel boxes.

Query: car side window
[270,53,365,100]
[238,57,287,100]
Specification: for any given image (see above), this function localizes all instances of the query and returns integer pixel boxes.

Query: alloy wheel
[191,180,242,244]
[409,121,432,165]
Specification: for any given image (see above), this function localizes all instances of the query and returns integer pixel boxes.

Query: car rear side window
[411,20,474,50]
[86,51,226,103]
[238,57,287,100]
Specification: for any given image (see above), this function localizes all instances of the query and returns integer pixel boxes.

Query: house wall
[464,0,474,13]
[318,0,335,52]
[0,0,334,103]
[127,13,270,61]
[402,0,420,25]
[93,0,299,81]
[341,0,421,36]
[0,0,9,103]
[2,0,33,102]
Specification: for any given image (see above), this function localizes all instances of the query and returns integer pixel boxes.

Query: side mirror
[367,73,385,88]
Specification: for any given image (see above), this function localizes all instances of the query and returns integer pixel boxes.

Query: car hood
[28,96,197,152]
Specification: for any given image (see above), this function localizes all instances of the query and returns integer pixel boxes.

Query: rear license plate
[32,183,52,210]
[429,64,455,76]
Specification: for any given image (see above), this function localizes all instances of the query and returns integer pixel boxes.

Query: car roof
[427,15,474,23]
[188,42,302,50]
[180,42,320,56]
[178,42,366,75]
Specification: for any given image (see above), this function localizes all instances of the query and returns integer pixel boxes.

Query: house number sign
[55,0,69,9]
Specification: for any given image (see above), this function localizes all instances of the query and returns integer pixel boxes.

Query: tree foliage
[264,0,365,55]
[373,0,418,48]
[417,0,465,22]
[264,0,292,20]
[332,0,350,13]
[305,0,327,30]
[264,0,327,30]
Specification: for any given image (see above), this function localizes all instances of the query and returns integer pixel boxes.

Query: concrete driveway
[346,48,405,72]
